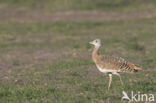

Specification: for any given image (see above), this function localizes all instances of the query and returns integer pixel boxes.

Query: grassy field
[0,0,156,103]
[0,0,156,12]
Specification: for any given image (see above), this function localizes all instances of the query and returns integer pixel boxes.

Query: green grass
[0,19,155,103]
[0,1,156,103]
[0,0,156,12]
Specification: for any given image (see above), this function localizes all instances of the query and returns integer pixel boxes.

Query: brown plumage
[89,39,143,91]
[97,55,142,73]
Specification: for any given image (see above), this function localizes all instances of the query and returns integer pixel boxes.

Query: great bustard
[89,39,143,91]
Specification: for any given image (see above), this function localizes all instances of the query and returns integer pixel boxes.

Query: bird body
[89,39,143,90]
[95,55,142,74]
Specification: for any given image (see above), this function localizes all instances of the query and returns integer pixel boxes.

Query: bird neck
[92,46,100,62]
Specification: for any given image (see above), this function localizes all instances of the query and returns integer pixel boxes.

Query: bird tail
[128,62,143,72]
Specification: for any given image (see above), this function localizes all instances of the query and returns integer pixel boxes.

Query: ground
[0,0,156,103]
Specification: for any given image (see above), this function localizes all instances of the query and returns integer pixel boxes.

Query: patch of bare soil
[0,8,156,22]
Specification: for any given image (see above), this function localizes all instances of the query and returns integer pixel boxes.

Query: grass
[0,19,155,103]
[0,1,156,103]
[0,0,156,12]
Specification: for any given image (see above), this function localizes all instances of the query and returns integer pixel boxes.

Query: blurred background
[0,0,156,103]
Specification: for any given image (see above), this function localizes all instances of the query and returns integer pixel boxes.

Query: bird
[89,39,143,91]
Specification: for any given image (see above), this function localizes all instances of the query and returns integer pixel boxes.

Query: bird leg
[116,73,124,86]
[108,74,112,91]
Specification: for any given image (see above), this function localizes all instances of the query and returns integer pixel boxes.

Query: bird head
[89,39,101,47]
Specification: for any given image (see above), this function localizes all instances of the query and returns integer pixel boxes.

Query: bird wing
[96,55,143,73]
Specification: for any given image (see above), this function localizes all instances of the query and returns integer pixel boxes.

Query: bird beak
[89,41,93,45]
